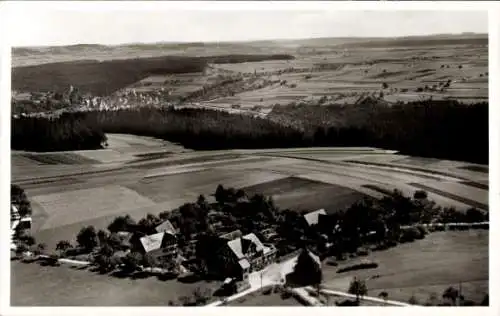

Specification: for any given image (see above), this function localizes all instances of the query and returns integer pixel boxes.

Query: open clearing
[322,230,488,304]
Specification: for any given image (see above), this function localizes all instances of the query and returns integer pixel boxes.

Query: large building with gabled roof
[303,209,327,227]
[222,232,277,280]
[139,229,178,263]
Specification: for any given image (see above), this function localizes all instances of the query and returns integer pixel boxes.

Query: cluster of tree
[289,248,323,286]
[411,287,489,306]
[12,112,107,152]
[276,189,487,261]
[11,184,32,217]
[347,279,489,306]
[54,216,167,274]
[12,99,487,164]
[275,100,488,164]
[12,98,70,115]
[13,233,47,261]
[91,107,306,150]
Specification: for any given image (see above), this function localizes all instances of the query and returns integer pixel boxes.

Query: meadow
[321,230,489,305]
[11,261,221,306]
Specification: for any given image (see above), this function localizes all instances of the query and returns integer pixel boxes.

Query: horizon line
[12,32,487,49]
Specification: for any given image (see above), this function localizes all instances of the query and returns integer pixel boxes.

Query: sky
[4,3,488,47]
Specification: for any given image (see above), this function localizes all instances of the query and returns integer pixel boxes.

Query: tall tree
[77,226,98,252]
[292,248,322,286]
[348,277,367,304]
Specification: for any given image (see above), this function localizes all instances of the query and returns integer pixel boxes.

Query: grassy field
[11,261,221,306]
[227,287,303,306]
[242,176,369,213]
[322,230,489,305]
[32,185,156,230]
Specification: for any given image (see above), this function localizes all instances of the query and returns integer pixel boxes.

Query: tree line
[11,99,487,164]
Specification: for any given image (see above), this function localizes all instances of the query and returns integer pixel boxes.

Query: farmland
[10,134,489,305]
[10,34,489,306]
[12,34,487,113]
[11,134,488,249]
[321,230,488,305]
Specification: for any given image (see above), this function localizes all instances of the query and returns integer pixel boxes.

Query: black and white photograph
[0,1,495,313]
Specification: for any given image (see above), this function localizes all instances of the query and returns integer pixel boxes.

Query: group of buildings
[130,208,330,283]
[128,218,279,283]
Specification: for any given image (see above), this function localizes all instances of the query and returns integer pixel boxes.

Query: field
[227,287,303,306]
[12,34,487,119]
[321,230,489,305]
[11,261,221,306]
[10,134,489,305]
[242,177,369,214]
[11,135,488,251]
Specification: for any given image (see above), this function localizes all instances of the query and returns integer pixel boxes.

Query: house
[139,231,178,263]
[222,233,277,281]
[155,219,176,235]
[303,209,327,227]
[219,230,242,240]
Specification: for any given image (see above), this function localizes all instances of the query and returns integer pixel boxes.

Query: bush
[415,225,428,237]
[337,261,378,273]
[356,249,369,256]
[408,295,419,305]
[400,227,424,243]
[413,190,428,200]
[435,224,446,231]
[465,208,487,223]
[280,290,292,299]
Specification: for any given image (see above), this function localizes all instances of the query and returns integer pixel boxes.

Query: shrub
[337,261,378,273]
[414,190,428,200]
[281,290,292,299]
[357,249,369,256]
[434,224,446,231]
[400,227,423,243]
[465,208,487,223]
[415,225,428,237]
[408,295,419,305]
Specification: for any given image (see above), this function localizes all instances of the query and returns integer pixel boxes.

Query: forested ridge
[11,100,488,164]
